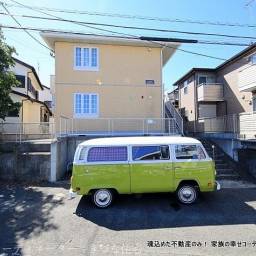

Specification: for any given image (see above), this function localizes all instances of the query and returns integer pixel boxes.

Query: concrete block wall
[0,142,51,182]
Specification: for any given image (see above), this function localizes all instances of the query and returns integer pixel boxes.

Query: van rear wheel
[92,189,113,208]
[176,185,198,204]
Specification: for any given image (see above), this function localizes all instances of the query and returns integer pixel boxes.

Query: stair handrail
[165,101,183,135]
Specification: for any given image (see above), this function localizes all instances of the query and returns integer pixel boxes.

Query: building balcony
[238,65,256,92]
[197,83,224,102]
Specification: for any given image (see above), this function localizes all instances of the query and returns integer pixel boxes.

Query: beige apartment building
[173,44,256,133]
[41,33,179,135]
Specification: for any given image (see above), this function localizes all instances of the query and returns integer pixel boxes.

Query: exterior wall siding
[238,62,256,92]
[178,76,196,121]
[55,42,161,86]
[216,60,252,114]
[54,42,163,132]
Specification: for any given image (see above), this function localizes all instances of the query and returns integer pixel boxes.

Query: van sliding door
[130,145,174,193]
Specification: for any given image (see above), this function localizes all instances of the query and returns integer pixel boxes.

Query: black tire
[92,189,113,208]
[176,184,198,204]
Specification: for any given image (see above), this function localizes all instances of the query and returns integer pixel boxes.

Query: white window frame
[73,46,99,71]
[73,93,99,118]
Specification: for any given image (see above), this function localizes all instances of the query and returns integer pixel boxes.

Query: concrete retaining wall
[197,133,256,179]
[238,149,256,179]
[197,133,241,160]
[0,142,51,182]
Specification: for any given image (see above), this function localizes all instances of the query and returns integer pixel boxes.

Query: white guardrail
[59,117,179,137]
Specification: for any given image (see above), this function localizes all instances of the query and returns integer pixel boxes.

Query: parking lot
[0,181,256,256]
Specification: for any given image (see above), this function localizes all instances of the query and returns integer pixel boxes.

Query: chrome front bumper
[215,181,221,191]
[68,188,77,199]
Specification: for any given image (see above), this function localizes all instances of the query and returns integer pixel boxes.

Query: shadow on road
[75,189,256,231]
[0,184,63,255]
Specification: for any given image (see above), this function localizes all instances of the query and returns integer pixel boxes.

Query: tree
[0,29,21,120]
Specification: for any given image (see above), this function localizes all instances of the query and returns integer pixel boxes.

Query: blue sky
[1,0,256,92]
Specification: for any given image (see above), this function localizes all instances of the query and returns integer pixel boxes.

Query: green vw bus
[71,136,220,208]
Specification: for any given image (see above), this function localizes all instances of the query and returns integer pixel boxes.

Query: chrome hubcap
[95,190,111,206]
[179,187,195,203]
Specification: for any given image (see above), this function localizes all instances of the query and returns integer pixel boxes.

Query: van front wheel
[176,185,198,204]
[93,189,113,208]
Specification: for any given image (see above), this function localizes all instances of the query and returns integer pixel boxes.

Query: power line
[6,0,137,38]
[1,11,256,41]
[0,2,52,51]
[2,1,233,61]
[4,1,256,28]
[1,1,253,48]
[1,24,251,47]
[0,24,229,61]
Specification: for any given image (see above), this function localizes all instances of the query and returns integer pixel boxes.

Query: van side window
[87,146,127,162]
[79,147,87,160]
[132,145,170,161]
[175,145,206,160]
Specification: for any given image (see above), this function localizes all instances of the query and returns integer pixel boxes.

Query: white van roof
[79,136,201,147]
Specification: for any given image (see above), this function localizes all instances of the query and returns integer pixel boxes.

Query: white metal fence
[59,117,179,136]
[0,122,55,142]
[194,112,256,140]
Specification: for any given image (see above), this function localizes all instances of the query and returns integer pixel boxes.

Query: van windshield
[175,145,206,160]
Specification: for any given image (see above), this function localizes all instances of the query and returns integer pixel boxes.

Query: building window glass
[74,47,99,70]
[27,77,38,99]
[7,108,19,117]
[91,48,98,67]
[87,146,127,162]
[175,145,206,160]
[132,145,170,161]
[15,75,25,88]
[83,48,89,67]
[75,47,82,66]
[184,80,188,94]
[250,54,256,64]
[253,96,256,111]
[74,93,99,117]
[198,76,207,85]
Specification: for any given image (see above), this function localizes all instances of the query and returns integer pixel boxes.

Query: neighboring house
[167,88,179,109]
[2,58,52,127]
[41,33,180,135]
[39,85,53,111]
[173,44,256,132]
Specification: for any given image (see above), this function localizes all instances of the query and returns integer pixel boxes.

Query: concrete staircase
[165,101,184,135]
[198,138,240,180]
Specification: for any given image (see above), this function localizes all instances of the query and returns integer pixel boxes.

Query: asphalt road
[0,182,256,256]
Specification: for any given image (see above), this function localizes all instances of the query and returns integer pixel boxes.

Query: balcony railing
[59,117,180,137]
[0,122,55,142]
[193,112,256,140]
[197,83,224,102]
